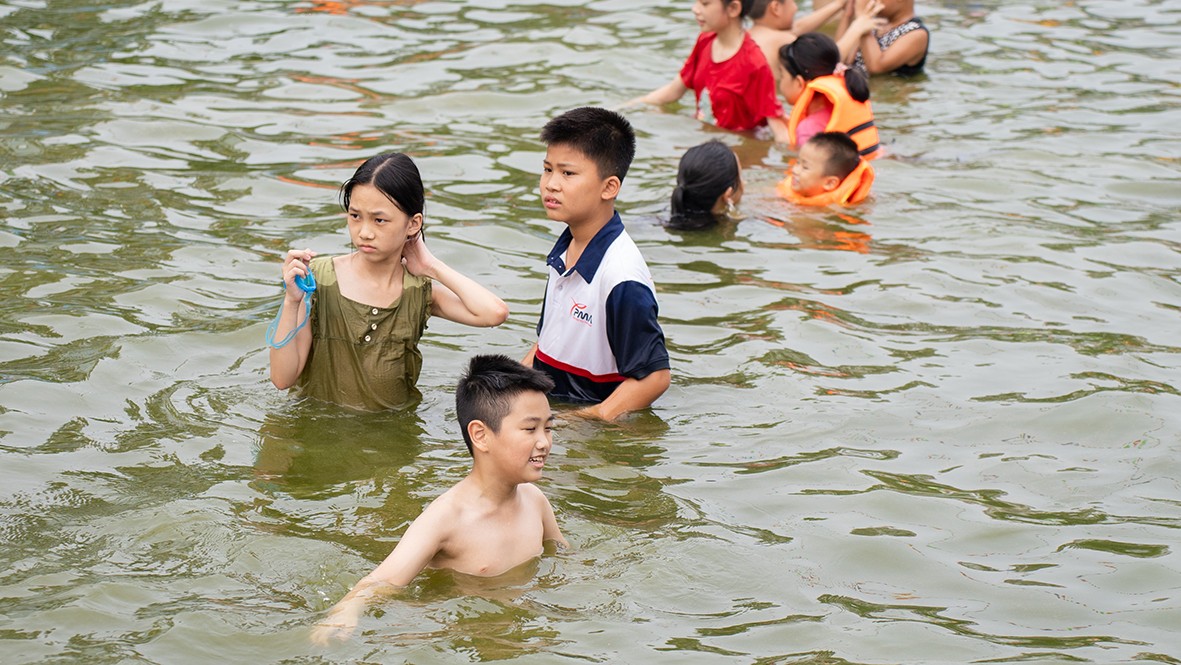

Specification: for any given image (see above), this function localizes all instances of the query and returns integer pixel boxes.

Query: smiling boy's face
[483,390,554,483]
[791,141,839,197]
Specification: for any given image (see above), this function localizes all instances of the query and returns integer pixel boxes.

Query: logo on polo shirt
[569,299,592,326]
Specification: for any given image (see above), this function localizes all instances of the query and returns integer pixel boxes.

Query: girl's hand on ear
[401,232,439,279]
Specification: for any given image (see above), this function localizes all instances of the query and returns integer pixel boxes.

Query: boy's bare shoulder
[414,483,469,532]
[520,483,560,524]
[520,481,549,501]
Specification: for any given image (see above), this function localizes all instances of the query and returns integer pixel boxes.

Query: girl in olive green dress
[268,152,509,411]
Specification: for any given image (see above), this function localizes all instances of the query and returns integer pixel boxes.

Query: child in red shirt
[631,0,789,142]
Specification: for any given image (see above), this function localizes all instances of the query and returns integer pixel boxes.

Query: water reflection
[549,414,677,529]
[252,403,425,492]
[3,0,1181,661]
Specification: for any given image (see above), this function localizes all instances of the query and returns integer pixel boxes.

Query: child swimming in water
[776,131,875,206]
[310,355,567,644]
[779,32,881,159]
[267,152,509,411]
[668,140,744,231]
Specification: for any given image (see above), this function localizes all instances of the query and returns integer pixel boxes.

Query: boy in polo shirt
[522,107,671,421]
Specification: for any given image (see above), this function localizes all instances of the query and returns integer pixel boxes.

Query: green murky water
[2,0,1180,662]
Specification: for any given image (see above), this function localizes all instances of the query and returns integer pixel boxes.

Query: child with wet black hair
[668,140,744,231]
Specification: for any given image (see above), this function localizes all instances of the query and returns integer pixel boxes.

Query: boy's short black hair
[540,107,636,182]
[749,0,776,20]
[808,132,862,182]
[456,355,555,455]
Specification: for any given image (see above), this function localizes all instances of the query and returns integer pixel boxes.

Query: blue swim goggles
[265,270,317,349]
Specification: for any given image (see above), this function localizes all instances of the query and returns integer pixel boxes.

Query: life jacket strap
[846,120,875,137]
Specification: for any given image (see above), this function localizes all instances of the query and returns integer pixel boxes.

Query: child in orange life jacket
[667,140,744,231]
[777,132,874,206]
[778,32,882,159]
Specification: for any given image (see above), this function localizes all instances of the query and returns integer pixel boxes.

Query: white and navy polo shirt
[534,213,670,403]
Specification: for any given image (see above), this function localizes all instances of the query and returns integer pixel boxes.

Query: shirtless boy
[310,355,567,643]
[749,0,847,83]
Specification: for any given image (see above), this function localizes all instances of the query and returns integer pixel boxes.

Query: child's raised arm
[792,0,846,35]
[852,18,928,74]
[310,504,449,645]
[401,233,509,327]
[837,0,889,65]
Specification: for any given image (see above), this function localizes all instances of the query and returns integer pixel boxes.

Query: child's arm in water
[269,248,317,389]
[310,500,450,645]
[767,116,791,145]
[401,232,509,327]
[535,485,569,550]
[628,76,690,108]
[578,369,671,422]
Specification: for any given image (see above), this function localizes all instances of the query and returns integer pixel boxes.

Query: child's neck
[563,207,615,269]
[466,468,521,504]
[747,23,773,38]
[350,252,404,288]
[336,253,405,308]
[712,20,745,56]
[882,3,914,26]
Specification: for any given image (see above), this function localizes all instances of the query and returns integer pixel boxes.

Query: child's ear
[727,0,743,18]
[408,213,424,236]
[821,175,842,192]
[468,419,491,453]
[600,175,621,201]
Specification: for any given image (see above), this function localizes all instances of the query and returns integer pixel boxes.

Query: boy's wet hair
[540,107,636,182]
[780,32,870,103]
[669,140,739,231]
[456,355,555,455]
[339,152,425,218]
[749,0,777,20]
[809,132,862,182]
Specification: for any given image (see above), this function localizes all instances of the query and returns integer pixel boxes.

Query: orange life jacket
[776,158,875,207]
[788,75,881,160]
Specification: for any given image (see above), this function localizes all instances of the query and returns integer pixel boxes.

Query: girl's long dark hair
[668,141,739,231]
[779,33,870,102]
